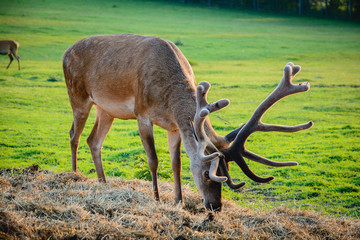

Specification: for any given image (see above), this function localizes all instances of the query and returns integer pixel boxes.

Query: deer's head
[190,63,313,211]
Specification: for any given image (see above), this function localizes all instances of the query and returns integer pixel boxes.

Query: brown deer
[0,40,21,70]
[63,34,312,211]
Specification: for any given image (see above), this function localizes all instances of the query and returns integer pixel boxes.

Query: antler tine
[228,63,313,183]
[193,81,229,183]
[218,156,246,189]
[246,62,311,131]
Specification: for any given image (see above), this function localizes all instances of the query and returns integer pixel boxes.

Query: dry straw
[0,166,359,239]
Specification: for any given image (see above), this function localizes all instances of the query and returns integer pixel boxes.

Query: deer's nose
[204,200,222,212]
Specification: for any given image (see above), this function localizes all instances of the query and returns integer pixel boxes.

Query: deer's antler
[227,62,313,182]
[192,82,246,189]
[192,81,228,182]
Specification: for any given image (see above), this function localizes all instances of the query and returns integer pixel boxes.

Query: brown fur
[63,34,227,209]
[0,40,20,70]
[63,35,312,212]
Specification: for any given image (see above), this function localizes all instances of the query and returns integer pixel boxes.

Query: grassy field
[0,0,359,219]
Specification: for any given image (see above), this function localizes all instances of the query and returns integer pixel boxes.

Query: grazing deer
[63,34,312,211]
[0,40,21,70]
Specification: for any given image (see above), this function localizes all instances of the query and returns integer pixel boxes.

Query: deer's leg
[87,106,114,183]
[6,54,13,69]
[69,100,92,173]
[167,129,183,204]
[137,116,160,201]
[11,51,20,70]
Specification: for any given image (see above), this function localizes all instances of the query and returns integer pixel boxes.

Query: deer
[63,34,313,211]
[0,40,21,70]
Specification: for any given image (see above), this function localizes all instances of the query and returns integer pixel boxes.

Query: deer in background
[63,34,312,211]
[0,40,21,70]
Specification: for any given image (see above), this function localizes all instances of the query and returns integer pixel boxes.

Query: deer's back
[0,40,19,54]
[63,34,196,130]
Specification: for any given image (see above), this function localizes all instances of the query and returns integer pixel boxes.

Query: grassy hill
[0,0,359,219]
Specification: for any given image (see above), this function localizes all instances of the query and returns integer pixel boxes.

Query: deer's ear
[224,126,243,144]
[189,117,198,142]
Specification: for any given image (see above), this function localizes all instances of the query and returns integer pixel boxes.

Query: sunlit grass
[0,0,359,218]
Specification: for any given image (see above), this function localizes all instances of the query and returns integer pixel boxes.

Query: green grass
[0,0,359,218]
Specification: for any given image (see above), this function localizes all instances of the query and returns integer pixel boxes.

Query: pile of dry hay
[0,166,359,240]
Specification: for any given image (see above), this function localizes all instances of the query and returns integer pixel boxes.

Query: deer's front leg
[167,129,182,204]
[137,116,160,201]
[6,54,13,69]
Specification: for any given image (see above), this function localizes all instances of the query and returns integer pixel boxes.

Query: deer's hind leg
[87,106,114,183]
[11,50,20,70]
[69,98,92,173]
